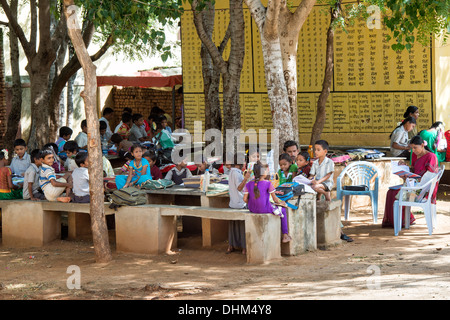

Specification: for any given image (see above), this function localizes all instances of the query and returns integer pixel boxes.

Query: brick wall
[0,29,7,143]
[111,86,183,129]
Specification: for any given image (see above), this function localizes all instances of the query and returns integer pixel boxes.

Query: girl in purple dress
[243,162,292,243]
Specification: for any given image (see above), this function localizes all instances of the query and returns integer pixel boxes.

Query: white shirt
[310,157,334,190]
[390,125,409,156]
[72,167,90,197]
[228,167,246,209]
[75,131,88,149]
[22,163,40,199]
[99,117,113,141]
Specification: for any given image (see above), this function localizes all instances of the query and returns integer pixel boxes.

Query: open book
[391,161,421,179]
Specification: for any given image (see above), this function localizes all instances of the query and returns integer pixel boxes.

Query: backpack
[274,182,305,210]
[109,187,147,207]
[140,179,175,190]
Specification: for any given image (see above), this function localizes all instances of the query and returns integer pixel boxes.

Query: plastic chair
[336,161,379,223]
[393,165,444,236]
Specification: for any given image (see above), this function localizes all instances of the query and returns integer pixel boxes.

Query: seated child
[165,157,192,185]
[55,126,73,159]
[192,156,210,175]
[102,154,115,177]
[72,152,90,203]
[243,161,291,243]
[116,112,133,140]
[153,119,175,160]
[43,143,65,173]
[129,114,151,143]
[159,115,172,136]
[143,151,162,180]
[23,149,46,201]
[74,120,88,150]
[9,139,31,177]
[308,140,334,201]
[278,153,298,184]
[115,144,152,190]
[0,148,23,199]
[39,149,72,202]
[295,151,311,178]
[63,140,80,172]
[111,133,134,158]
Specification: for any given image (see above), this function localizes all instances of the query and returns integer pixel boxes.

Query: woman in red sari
[382,135,439,228]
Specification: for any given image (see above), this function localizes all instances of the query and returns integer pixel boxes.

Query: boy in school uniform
[23,149,46,201]
[129,113,151,143]
[63,140,80,172]
[308,140,334,201]
[9,139,31,177]
[74,120,88,150]
[55,126,73,157]
[39,149,72,202]
[165,157,192,185]
[71,152,90,203]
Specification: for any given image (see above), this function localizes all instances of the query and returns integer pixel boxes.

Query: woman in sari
[419,121,446,164]
[382,135,439,228]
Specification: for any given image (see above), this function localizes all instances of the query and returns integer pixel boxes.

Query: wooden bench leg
[245,214,281,264]
[68,212,92,240]
[2,203,61,247]
[201,218,229,247]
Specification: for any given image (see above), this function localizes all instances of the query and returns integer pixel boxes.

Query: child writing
[165,157,192,185]
[63,140,80,172]
[39,148,72,202]
[243,161,291,243]
[308,140,334,202]
[23,149,46,201]
[0,148,23,199]
[115,144,152,190]
[295,151,312,178]
[71,152,90,203]
[278,153,297,184]
[9,139,31,177]
[143,151,162,180]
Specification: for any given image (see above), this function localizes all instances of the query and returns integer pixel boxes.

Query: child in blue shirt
[115,144,152,190]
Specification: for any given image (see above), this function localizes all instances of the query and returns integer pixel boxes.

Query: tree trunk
[4,0,22,153]
[310,5,338,145]
[64,0,112,263]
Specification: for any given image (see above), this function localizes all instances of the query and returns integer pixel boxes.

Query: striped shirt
[39,164,56,190]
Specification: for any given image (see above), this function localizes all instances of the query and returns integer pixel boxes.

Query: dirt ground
[1,195,450,301]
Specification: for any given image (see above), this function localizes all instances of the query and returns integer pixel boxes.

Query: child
[39,149,72,202]
[72,152,90,203]
[110,133,134,158]
[159,115,172,136]
[63,140,80,172]
[243,161,291,243]
[295,151,312,178]
[99,107,114,141]
[9,138,31,177]
[278,153,298,184]
[227,154,251,254]
[114,107,133,133]
[55,126,73,155]
[192,156,211,175]
[116,112,133,140]
[308,140,334,201]
[23,149,46,201]
[74,120,88,150]
[43,143,65,173]
[0,149,23,199]
[143,151,162,180]
[153,120,175,161]
[165,157,192,185]
[115,144,152,190]
[129,113,151,143]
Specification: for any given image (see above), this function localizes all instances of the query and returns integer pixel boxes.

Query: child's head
[246,146,260,163]
[63,140,79,158]
[130,144,144,160]
[110,133,123,146]
[80,119,87,133]
[314,140,329,159]
[159,115,168,128]
[132,113,144,127]
[99,120,107,136]
[279,153,293,172]
[0,149,9,165]
[102,107,114,120]
[13,139,27,158]
[283,140,299,161]
[40,149,55,166]
[75,151,89,168]
[59,126,73,140]
[253,161,269,199]
[30,149,43,166]
[122,112,133,127]
[296,151,310,168]
[174,156,188,168]
[43,143,58,156]
[143,151,157,166]
[196,156,208,172]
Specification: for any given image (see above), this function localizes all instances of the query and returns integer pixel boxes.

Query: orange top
[0,167,12,193]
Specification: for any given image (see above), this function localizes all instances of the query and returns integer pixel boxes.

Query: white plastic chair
[393,165,444,236]
[336,161,379,223]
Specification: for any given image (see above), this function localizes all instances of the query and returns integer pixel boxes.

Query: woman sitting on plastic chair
[382,135,438,228]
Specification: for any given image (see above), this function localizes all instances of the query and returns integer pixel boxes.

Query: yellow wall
[181,2,440,147]
[434,38,450,128]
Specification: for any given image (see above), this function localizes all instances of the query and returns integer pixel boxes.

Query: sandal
[282,234,292,243]
[226,246,235,254]
[340,233,354,242]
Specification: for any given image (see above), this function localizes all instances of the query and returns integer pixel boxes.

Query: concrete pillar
[245,213,281,264]
[316,199,342,249]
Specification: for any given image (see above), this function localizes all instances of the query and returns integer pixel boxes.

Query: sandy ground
[1,199,450,301]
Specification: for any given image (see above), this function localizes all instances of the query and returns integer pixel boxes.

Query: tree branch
[292,0,316,31]
[264,0,281,39]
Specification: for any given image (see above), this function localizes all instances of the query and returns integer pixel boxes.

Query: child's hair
[132,113,143,123]
[63,140,79,153]
[130,143,143,154]
[59,126,73,138]
[389,116,416,138]
[75,151,89,167]
[13,139,27,148]
[297,151,310,164]
[143,150,157,162]
[40,149,54,159]
[30,149,42,163]
[252,161,268,199]
[102,107,114,116]
[158,115,168,122]
[283,140,298,151]
[110,133,123,144]
[43,143,58,155]
[246,145,260,163]
[0,149,7,160]
[99,120,107,131]
[80,119,87,129]
[279,153,293,164]
[122,112,132,123]
[314,139,329,151]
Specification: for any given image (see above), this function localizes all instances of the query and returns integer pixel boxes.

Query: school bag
[109,186,147,207]
[140,179,175,190]
[274,182,305,210]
